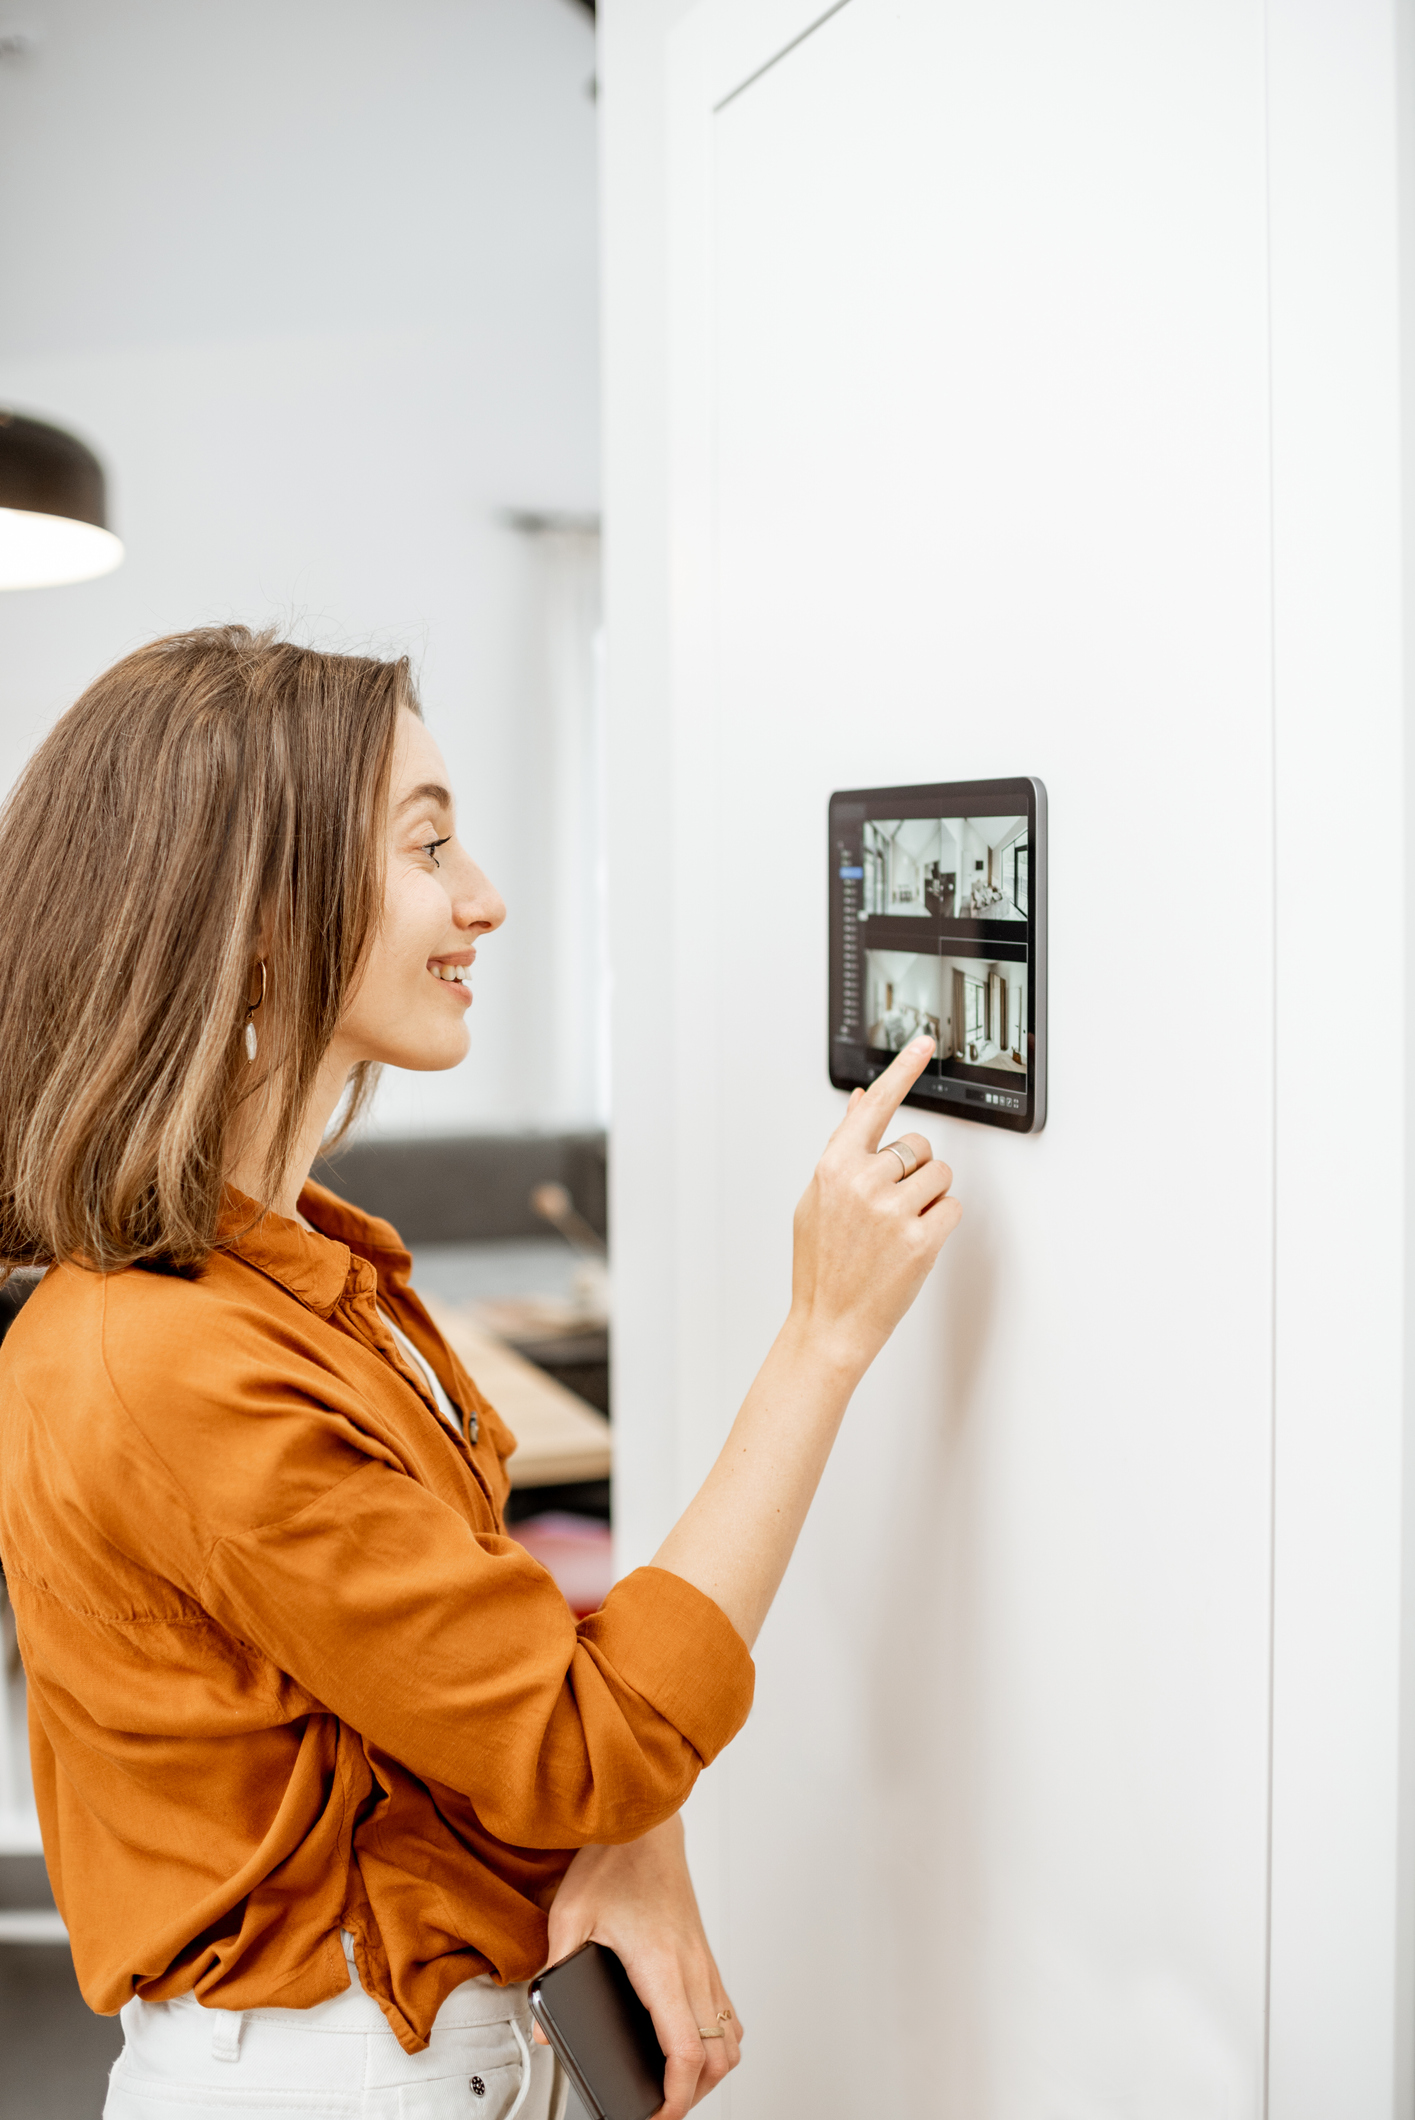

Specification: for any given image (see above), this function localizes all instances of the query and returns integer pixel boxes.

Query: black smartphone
[529,1941,666,2120]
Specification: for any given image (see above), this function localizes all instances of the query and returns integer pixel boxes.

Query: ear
[250,900,277,963]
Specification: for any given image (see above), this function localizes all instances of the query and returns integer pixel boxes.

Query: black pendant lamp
[0,411,123,588]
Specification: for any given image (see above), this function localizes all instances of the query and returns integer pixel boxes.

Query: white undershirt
[380,1308,463,1437]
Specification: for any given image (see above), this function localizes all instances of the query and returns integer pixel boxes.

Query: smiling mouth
[430,963,468,984]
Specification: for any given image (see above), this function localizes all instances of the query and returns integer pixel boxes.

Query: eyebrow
[394,781,453,815]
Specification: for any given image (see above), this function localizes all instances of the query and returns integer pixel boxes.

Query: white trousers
[104,1934,568,2120]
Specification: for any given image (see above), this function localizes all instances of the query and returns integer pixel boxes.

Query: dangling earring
[243,960,267,1061]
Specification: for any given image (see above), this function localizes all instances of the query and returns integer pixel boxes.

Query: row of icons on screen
[929,1082,1022,1112]
[863,1067,1022,1114]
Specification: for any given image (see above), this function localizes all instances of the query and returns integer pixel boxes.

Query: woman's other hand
[791,1035,961,1374]
[536,1814,739,2117]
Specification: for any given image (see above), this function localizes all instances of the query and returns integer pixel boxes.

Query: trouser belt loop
[211,2009,244,2062]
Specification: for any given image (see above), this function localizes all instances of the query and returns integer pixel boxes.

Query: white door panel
[665,2,1272,2111]
[603,0,1411,2109]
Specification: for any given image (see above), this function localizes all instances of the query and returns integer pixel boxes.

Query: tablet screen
[829,777,1047,1132]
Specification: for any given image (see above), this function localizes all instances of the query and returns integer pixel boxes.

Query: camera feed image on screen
[832,804,1032,1120]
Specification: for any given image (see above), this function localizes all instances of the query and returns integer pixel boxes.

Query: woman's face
[332,709,505,1073]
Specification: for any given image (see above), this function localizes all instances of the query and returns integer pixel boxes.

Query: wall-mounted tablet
[829,777,1047,1133]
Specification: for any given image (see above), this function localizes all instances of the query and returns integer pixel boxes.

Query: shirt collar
[299,1179,415,1292]
[217,1181,411,1318]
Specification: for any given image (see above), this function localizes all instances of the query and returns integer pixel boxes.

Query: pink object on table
[512,1512,615,1618]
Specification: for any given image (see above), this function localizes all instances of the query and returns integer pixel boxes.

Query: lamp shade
[0,412,123,589]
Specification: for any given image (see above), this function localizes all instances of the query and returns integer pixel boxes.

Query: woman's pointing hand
[790,1036,961,1374]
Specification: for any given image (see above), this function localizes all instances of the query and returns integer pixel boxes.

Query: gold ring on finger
[698,2027,726,2039]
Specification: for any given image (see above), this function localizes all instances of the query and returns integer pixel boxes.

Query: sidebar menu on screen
[832,802,866,1062]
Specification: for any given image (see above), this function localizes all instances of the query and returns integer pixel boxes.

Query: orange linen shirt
[0,1184,753,2052]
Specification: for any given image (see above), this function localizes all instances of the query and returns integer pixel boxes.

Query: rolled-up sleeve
[199,1457,754,1849]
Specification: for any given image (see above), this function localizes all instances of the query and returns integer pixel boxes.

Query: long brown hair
[0,625,417,1273]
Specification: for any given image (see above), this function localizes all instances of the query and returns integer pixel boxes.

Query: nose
[455,863,505,934]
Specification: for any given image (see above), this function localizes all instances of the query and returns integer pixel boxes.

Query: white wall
[1266,4,1412,2112]
[602,0,1413,2114]
[0,0,602,1134]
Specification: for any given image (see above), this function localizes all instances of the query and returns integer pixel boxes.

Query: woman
[0,627,960,2120]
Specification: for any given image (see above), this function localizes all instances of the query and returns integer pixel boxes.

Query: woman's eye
[421,835,451,867]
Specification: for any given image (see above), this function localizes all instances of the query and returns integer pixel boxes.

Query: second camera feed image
[864,952,1027,1074]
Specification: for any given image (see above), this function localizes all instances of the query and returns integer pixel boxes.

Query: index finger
[841,1036,935,1152]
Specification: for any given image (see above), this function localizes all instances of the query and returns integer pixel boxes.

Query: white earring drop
[243,959,267,1063]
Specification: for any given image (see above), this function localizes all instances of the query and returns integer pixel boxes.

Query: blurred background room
[7,2,1402,2114]
[0,4,610,2110]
